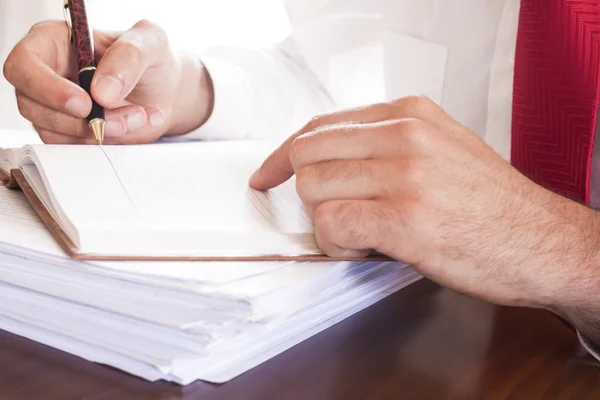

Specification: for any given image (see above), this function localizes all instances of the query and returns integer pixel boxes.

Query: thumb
[91,20,168,107]
[93,30,120,60]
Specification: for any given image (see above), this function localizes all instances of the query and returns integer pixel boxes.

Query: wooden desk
[1,279,599,400]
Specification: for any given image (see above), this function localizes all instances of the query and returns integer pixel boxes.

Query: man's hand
[3,20,213,144]
[249,96,600,312]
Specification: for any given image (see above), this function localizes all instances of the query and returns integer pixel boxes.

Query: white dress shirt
[190,0,519,163]
[188,0,600,361]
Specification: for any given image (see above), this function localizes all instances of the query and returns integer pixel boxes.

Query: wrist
[545,202,600,346]
[542,200,600,310]
[165,52,214,136]
[499,185,600,310]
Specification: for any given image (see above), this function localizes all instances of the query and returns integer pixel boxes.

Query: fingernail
[95,76,123,103]
[104,119,124,137]
[149,111,166,128]
[66,96,89,117]
[127,112,146,132]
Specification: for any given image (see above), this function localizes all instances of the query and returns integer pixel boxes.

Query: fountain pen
[64,0,105,144]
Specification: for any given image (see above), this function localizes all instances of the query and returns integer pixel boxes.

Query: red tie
[511,0,600,204]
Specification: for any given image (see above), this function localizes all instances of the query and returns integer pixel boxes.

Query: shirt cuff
[577,330,600,362]
[180,56,254,141]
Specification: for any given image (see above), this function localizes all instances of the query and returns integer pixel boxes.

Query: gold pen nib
[89,118,105,145]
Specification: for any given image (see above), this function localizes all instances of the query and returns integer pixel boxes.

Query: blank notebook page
[100,143,312,232]
[25,142,316,256]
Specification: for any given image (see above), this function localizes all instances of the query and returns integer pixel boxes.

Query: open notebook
[0,139,385,261]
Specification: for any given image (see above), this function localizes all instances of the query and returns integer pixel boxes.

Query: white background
[0,0,291,130]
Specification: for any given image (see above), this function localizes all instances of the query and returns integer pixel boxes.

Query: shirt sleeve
[181,36,337,142]
[578,331,600,362]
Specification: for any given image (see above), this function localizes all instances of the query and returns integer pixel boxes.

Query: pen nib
[89,119,105,145]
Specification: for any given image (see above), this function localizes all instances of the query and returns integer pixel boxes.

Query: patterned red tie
[511,0,600,204]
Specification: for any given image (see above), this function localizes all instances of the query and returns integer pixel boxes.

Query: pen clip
[63,0,73,43]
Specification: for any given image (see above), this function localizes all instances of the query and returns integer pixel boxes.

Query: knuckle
[392,94,435,111]
[304,113,328,132]
[119,39,147,64]
[336,202,364,238]
[392,118,433,148]
[288,136,307,168]
[41,106,59,128]
[2,50,19,84]
[392,117,422,134]
[27,20,60,34]
[371,101,398,119]
[401,156,425,185]
[315,201,369,254]
[314,203,336,234]
[37,80,55,107]
[134,19,158,30]
[317,202,371,252]
[294,166,316,200]
[38,83,49,104]
[393,95,443,120]
[135,19,169,47]
[16,95,30,119]
[316,201,361,235]
[26,21,65,42]
[36,129,53,144]
[27,21,47,34]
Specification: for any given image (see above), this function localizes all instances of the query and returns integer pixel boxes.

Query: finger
[296,160,393,218]
[314,200,398,259]
[249,102,397,191]
[103,105,152,138]
[92,20,169,107]
[17,92,89,137]
[3,46,92,119]
[289,119,428,171]
[313,200,386,258]
[93,30,121,60]
[18,93,148,139]
[105,107,167,145]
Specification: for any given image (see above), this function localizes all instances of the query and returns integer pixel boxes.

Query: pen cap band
[79,68,105,122]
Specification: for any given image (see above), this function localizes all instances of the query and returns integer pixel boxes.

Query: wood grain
[1,279,599,400]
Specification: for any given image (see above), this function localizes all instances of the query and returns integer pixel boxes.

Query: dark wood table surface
[1,278,600,400]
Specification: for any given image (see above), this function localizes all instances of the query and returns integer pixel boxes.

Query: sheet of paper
[25,142,318,256]
[0,185,295,285]
[0,129,42,173]
[99,142,312,232]
[0,266,421,384]
[0,250,378,327]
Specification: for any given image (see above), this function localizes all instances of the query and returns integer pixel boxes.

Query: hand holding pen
[3,10,214,145]
[64,0,105,144]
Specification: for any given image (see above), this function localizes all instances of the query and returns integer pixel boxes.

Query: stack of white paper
[0,133,421,385]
